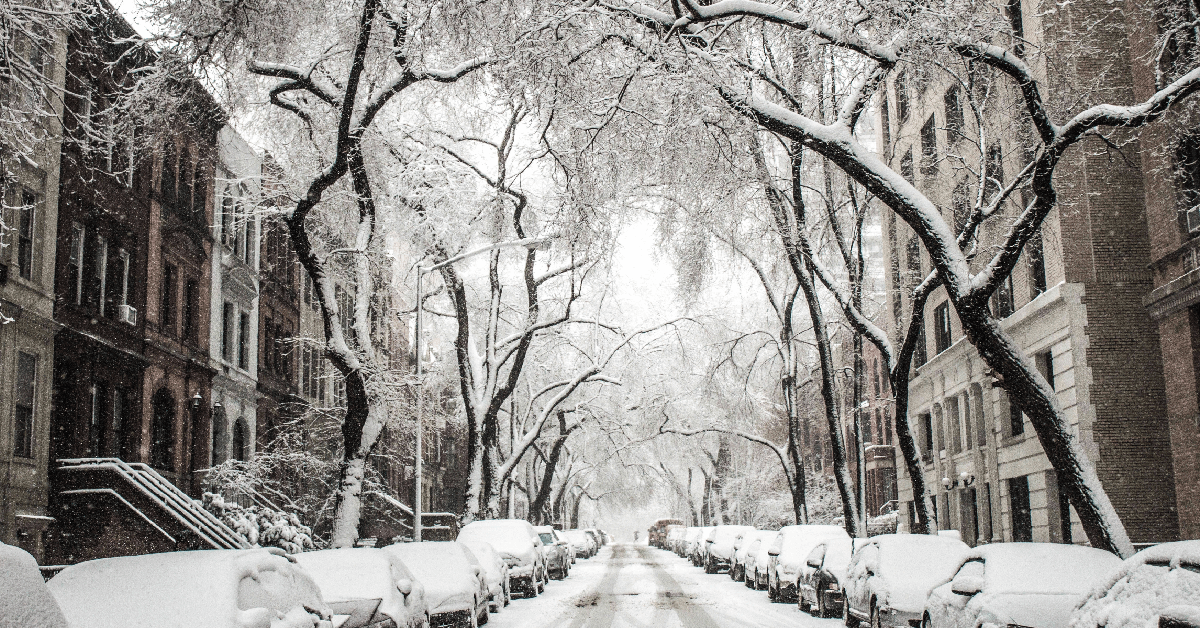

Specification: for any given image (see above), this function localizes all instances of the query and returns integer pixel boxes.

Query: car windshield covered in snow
[47,548,332,628]
[292,548,425,628]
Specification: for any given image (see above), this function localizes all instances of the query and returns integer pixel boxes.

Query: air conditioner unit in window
[117,304,137,326]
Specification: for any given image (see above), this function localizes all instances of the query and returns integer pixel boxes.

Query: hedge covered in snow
[200,493,316,554]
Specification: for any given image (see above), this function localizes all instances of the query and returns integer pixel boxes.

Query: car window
[806,545,826,567]
[954,559,985,582]
[539,533,555,545]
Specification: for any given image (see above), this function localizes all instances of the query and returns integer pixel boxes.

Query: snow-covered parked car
[690,526,716,566]
[704,525,757,574]
[0,541,69,628]
[678,527,700,557]
[766,524,850,602]
[731,530,768,582]
[563,530,595,558]
[48,548,333,628]
[458,519,546,597]
[666,526,687,554]
[458,540,511,612]
[385,541,489,628]
[923,542,1122,628]
[747,530,781,590]
[843,533,968,628]
[798,536,859,618]
[1070,540,1200,628]
[293,548,428,628]
[534,526,571,580]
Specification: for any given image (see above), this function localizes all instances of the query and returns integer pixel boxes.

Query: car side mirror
[768,549,780,557]
[807,557,822,569]
[472,565,482,577]
[951,575,983,597]
[397,578,413,597]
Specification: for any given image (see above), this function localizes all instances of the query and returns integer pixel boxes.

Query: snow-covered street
[487,544,840,628]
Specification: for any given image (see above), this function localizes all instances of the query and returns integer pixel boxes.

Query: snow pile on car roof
[0,542,68,628]
[47,548,329,628]
[1071,541,1200,628]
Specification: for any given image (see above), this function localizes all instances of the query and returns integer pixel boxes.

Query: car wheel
[746,568,756,589]
[768,578,778,602]
[478,601,490,626]
[503,582,511,607]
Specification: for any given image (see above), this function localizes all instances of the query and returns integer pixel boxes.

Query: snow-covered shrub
[200,492,315,554]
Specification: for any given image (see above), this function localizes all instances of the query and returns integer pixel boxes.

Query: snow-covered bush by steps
[200,493,315,554]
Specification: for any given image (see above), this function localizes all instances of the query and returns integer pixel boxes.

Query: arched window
[231,419,247,462]
[150,388,175,470]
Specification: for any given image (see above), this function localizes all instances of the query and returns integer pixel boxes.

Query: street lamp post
[411,237,548,541]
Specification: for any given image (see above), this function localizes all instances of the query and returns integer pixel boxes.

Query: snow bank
[386,542,477,615]
[48,549,331,628]
[1071,541,1200,628]
[0,542,68,628]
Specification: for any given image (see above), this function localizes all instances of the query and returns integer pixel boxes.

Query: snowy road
[486,544,842,628]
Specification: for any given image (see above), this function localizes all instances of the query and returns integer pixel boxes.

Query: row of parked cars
[2,522,612,628]
[661,523,1200,628]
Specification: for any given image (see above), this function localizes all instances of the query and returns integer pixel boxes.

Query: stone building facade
[0,25,67,561]
[878,0,1178,546]
[208,126,261,468]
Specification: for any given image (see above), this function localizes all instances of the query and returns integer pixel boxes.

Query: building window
[1036,350,1056,391]
[1028,229,1047,296]
[920,412,934,458]
[238,312,250,370]
[183,279,199,344]
[920,115,938,176]
[179,147,193,220]
[895,72,909,123]
[1008,475,1033,542]
[222,302,235,362]
[1008,393,1024,436]
[118,249,131,307]
[93,235,108,316]
[16,189,36,280]
[933,301,952,354]
[906,235,921,276]
[992,275,1015,318]
[68,223,85,305]
[13,352,36,458]
[220,185,235,248]
[952,180,970,234]
[191,160,206,226]
[914,323,928,368]
[150,388,175,471]
[900,147,915,184]
[943,85,963,138]
[161,263,177,334]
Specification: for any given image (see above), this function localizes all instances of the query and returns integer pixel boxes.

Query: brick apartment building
[1126,1,1200,540]
[878,0,1179,545]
